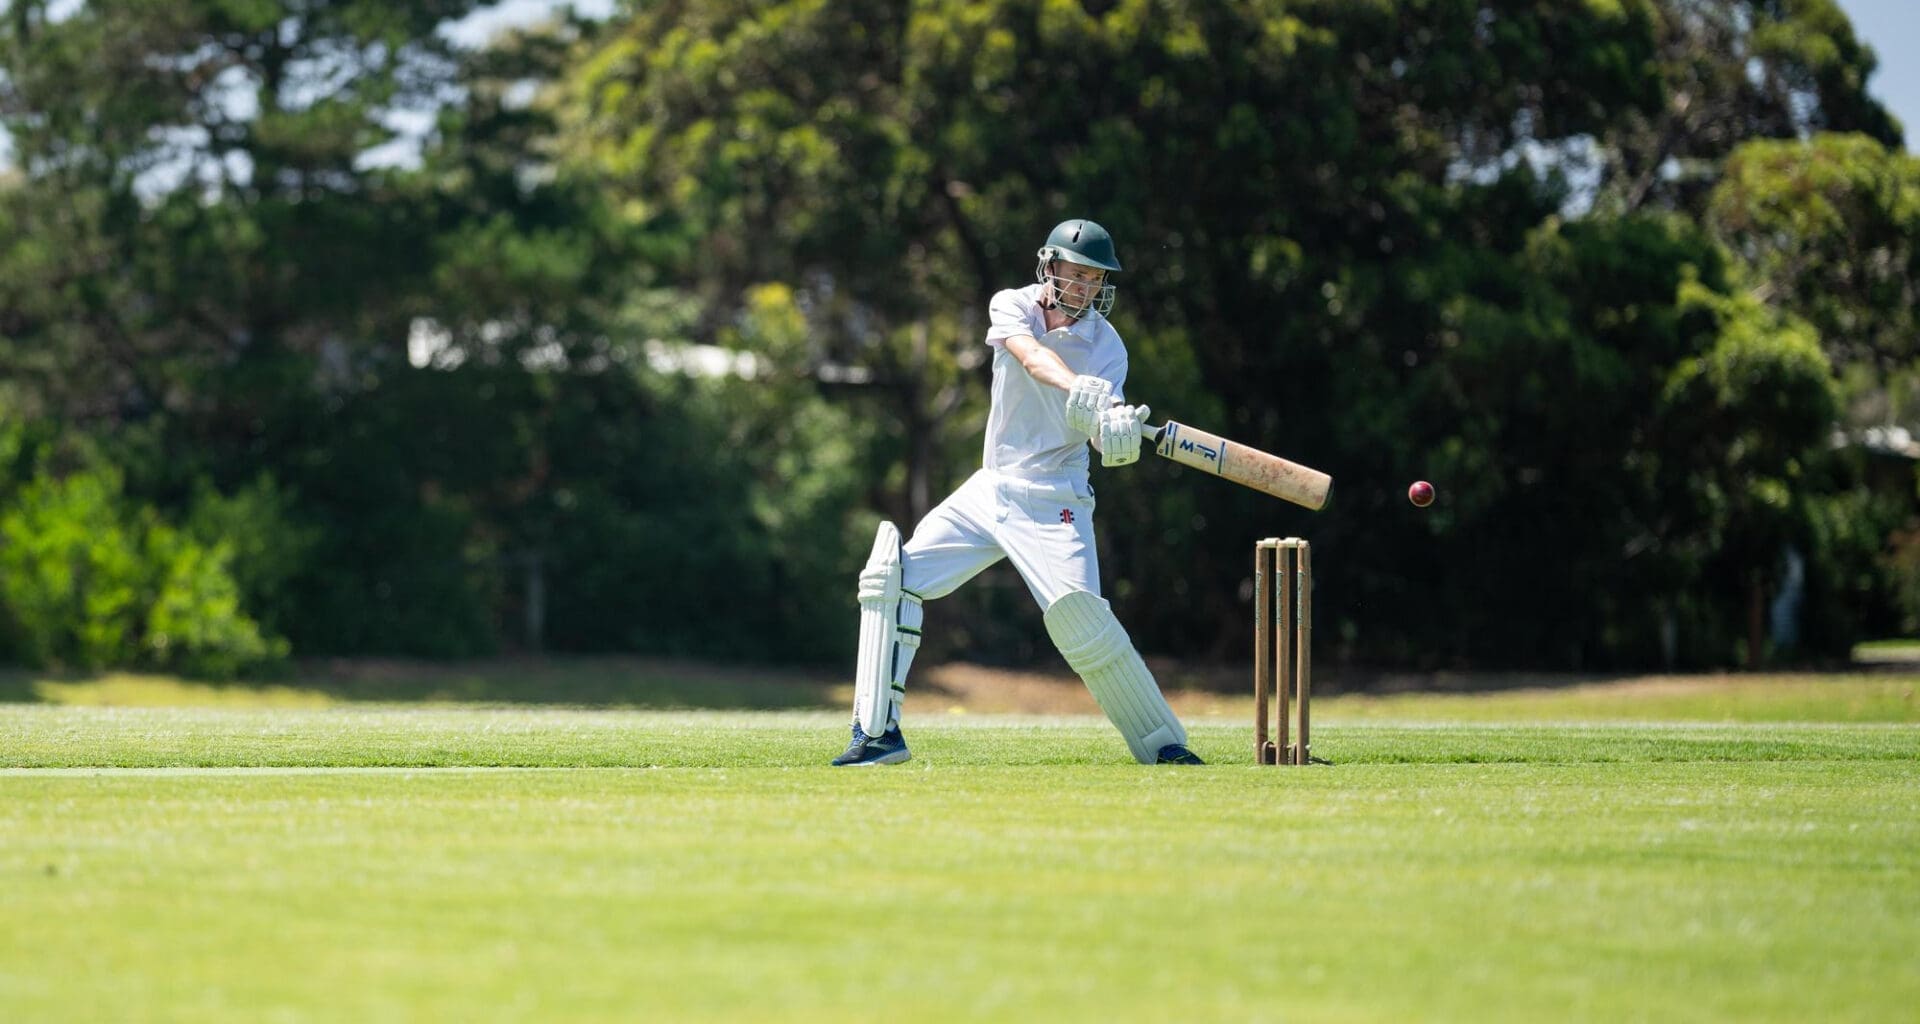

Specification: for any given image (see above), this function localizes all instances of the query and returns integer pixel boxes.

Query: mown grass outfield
[1,668,1916,1022]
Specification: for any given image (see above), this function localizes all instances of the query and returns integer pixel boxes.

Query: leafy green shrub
[0,464,286,677]
[142,522,287,678]
[0,467,144,668]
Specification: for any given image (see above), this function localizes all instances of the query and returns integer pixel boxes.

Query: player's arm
[1000,332,1081,392]
[1004,328,1121,443]
[1003,332,1149,466]
[1003,332,1102,451]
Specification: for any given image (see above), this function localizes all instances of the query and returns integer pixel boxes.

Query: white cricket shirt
[980,284,1129,478]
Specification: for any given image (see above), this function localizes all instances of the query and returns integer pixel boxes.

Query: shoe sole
[833,748,911,767]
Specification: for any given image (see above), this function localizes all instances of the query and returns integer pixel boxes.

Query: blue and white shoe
[1155,743,1205,765]
[830,724,911,766]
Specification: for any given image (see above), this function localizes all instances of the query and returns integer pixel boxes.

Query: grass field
[2,669,1917,1022]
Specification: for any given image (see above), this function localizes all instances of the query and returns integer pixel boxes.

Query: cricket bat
[1147,419,1332,511]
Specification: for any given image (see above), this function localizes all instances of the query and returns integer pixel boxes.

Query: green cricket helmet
[1035,219,1120,319]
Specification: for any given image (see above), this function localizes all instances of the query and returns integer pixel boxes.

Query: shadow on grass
[0,656,847,711]
[296,656,848,709]
[1153,657,1909,698]
[0,668,39,702]
[10,647,1913,712]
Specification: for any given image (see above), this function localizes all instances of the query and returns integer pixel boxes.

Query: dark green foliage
[184,475,322,643]
[1,1,1914,671]
[562,0,1900,669]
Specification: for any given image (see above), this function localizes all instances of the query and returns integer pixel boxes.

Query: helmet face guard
[1035,253,1116,319]
[1035,219,1122,320]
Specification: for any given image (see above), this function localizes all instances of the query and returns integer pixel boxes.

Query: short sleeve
[983,288,1033,347]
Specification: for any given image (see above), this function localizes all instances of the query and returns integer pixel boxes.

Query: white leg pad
[853,522,922,735]
[1043,591,1187,763]
[893,593,923,719]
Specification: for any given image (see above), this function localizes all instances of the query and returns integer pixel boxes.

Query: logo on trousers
[1059,509,1074,524]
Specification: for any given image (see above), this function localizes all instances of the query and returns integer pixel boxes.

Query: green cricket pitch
[2,675,1916,1022]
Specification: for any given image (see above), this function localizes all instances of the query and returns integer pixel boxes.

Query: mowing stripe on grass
[4,707,1915,768]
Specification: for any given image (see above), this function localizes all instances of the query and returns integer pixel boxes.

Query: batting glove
[1064,374,1113,436]
[1098,403,1149,467]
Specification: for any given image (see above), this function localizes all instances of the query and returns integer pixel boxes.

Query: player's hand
[1099,403,1149,467]
[1064,374,1113,436]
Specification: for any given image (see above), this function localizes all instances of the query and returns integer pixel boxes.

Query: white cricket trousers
[901,468,1102,608]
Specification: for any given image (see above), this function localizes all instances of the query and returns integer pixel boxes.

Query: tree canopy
[1,0,1915,674]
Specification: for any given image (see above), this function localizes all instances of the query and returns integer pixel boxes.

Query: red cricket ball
[1408,480,1435,507]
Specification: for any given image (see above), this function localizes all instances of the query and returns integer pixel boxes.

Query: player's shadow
[0,656,847,710]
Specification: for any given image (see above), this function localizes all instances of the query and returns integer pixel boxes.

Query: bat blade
[1150,420,1332,511]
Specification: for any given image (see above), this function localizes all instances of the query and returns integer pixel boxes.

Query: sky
[441,0,612,49]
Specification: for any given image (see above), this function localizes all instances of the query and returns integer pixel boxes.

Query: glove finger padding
[1098,403,1146,467]
[1064,374,1113,436]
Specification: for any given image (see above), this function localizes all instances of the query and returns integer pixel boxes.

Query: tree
[0,0,485,423]
[1706,133,1920,658]
[3,0,1907,670]
[1707,133,1920,407]
[1595,0,1900,215]
[559,0,1672,655]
